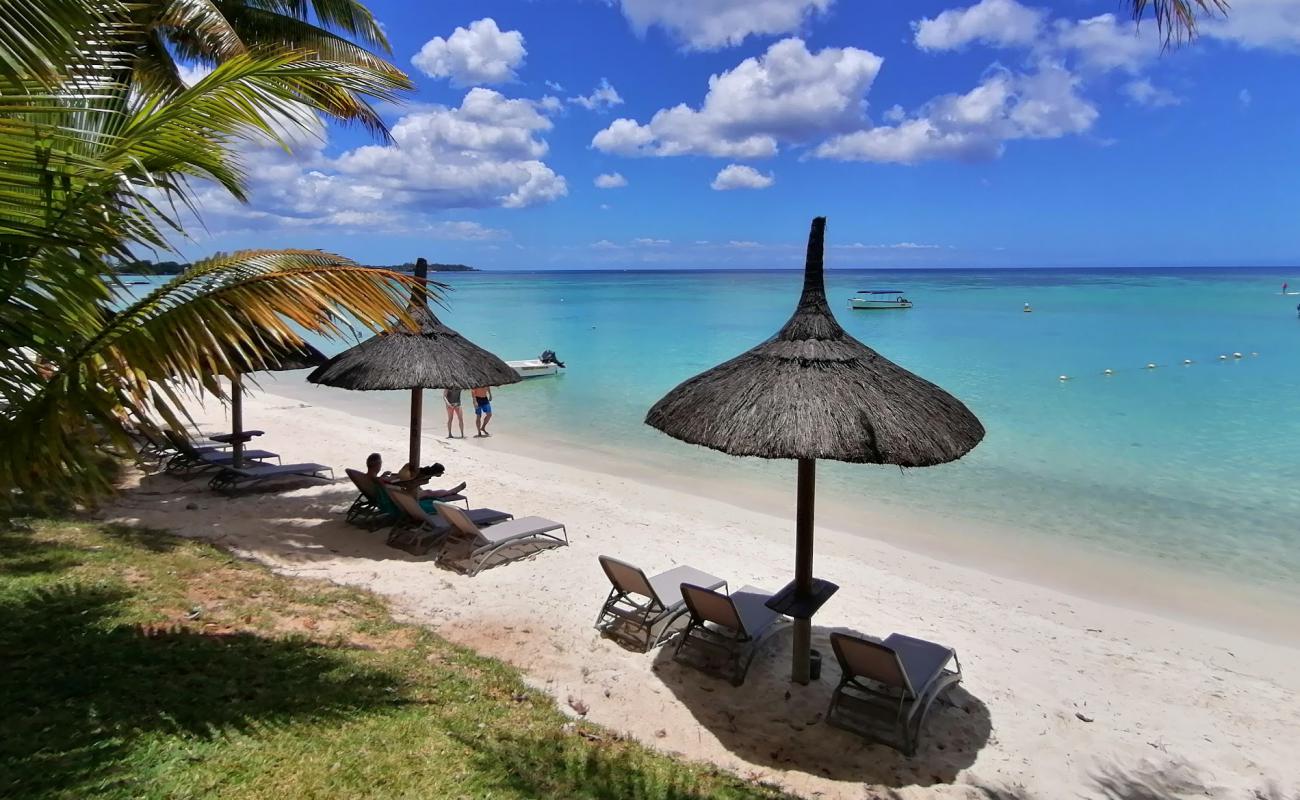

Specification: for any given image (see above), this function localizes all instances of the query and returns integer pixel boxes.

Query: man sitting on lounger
[366,453,467,501]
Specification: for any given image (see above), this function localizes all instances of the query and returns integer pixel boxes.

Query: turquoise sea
[144,268,1300,611]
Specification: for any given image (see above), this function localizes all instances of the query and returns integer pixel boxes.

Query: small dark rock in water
[1075,712,1094,723]
[185,502,199,510]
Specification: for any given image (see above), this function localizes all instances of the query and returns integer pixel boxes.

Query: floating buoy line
[1056,351,1259,381]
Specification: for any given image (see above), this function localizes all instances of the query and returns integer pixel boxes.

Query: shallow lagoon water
[133,267,1300,600]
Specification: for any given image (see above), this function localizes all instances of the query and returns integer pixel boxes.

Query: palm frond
[1129,0,1231,44]
[242,0,392,52]
[0,0,115,90]
[1,250,421,506]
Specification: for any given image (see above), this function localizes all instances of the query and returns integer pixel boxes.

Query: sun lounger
[344,469,385,526]
[209,430,265,444]
[825,632,962,756]
[594,556,727,651]
[135,427,221,461]
[207,462,333,493]
[163,430,278,475]
[384,488,512,553]
[434,503,568,576]
[130,426,176,459]
[673,583,789,686]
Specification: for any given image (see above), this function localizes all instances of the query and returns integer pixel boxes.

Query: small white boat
[849,290,912,310]
[506,359,559,378]
[506,350,565,378]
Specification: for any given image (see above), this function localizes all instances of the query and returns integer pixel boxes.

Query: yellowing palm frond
[2,250,424,505]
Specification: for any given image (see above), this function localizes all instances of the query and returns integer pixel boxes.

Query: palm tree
[136,0,410,136]
[0,1,420,504]
[1129,0,1231,44]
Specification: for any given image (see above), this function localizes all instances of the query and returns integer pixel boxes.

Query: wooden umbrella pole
[231,373,244,468]
[408,257,429,471]
[409,387,423,469]
[792,457,816,685]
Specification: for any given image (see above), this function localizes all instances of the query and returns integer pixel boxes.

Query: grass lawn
[0,518,792,800]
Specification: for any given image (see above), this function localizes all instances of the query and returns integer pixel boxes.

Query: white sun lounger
[384,487,512,552]
[435,503,568,576]
[208,462,333,493]
[674,583,789,686]
[163,429,279,475]
[826,631,962,756]
[594,556,727,651]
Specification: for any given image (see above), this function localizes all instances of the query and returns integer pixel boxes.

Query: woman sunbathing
[365,453,467,502]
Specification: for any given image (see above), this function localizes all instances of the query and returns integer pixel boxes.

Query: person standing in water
[471,386,493,437]
[444,388,464,438]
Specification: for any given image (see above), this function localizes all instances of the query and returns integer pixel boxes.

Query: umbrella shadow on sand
[647,624,991,789]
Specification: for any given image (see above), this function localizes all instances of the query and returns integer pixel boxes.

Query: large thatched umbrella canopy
[307,259,520,468]
[646,216,984,684]
[222,337,328,467]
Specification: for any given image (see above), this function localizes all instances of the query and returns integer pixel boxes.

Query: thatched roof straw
[645,217,984,467]
[306,305,520,391]
[228,338,327,374]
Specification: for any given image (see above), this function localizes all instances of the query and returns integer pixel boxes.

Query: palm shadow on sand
[648,623,991,789]
[121,475,562,575]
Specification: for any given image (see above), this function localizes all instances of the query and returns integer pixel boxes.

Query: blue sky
[176,0,1300,269]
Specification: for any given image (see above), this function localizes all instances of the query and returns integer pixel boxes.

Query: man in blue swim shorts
[471,386,493,437]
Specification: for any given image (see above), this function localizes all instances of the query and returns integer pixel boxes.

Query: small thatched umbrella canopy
[307,259,520,468]
[646,217,984,684]
[223,338,327,467]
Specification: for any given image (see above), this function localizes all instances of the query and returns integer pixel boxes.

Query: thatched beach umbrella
[223,339,327,467]
[306,258,520,468]
[645,217,985,684]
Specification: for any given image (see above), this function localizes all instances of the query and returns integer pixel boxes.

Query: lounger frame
[673,583,789,686]
[594,556,727,651]
[164,430,279,476]
[208,462,333,493]
[384,488,513,554]
[825,632,962,756]
[435,504,567,576]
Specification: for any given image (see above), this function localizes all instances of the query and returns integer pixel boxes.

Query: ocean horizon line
[437,264,1300,275]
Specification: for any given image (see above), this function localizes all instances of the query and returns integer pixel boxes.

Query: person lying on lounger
[366,453,467,501]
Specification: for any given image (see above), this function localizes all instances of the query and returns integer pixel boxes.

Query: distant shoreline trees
[110,260,477,275]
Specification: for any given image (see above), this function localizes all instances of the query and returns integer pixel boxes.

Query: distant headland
[376,261,477,273]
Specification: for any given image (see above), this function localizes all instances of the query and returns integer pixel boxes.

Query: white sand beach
[105,390,1300,799]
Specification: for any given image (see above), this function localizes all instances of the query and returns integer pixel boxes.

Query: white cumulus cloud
[568,78,624,111]
[594,172,628,188]
[337,89,566,209]
[188,88,567,237]
[913,0,1047,50]
[592,38,882,158]
[711,164,775,190]
[412,18,526,86]
[914,1,1163,74]
[1122,78,1181,107]
[614,0,833,50]
[1053,13,1158,73]
[1201,0,1300,51]
[814,63,1097,164]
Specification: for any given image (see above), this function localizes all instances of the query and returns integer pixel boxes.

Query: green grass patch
[0,519,792,800]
